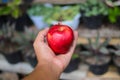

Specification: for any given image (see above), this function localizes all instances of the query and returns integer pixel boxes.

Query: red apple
[47,23,74,54]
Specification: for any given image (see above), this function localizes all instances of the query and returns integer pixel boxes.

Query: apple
[47,23,74,54]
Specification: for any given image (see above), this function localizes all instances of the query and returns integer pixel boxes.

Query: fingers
[68,31,78,55]
[56,31,78,69]
[33,28,50,62]
[34,28,49,44]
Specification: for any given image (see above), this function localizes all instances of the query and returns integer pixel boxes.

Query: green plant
[80,0,108,17]
[13,27,38,47]
[13,27,38,57]
[108,7,120,23]
[44,5,80,24]
[28,4,80,24]
[72,53,79,59]
[27,4,53,16]
[114,50,120,56]
[80,33,111,64]
[0,23,20,53]
[112,45,120,56]
[0,0,22,18]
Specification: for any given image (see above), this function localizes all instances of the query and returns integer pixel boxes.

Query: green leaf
[108,7,120,23]
[95,32,100,48]
[81,0,108,17]
[0,7,11,15]
[80,51,92,56]
[115,50,120,56]
[87,0,98,5]
[88,38,92,48]
[99,38,111,49]
[100,47,109,54]
[13,0,22,5]
[72,54,79,59]
[92,7,99,16]
[109,15,116,23]
[85,11,91,17]
[11,7,20,18]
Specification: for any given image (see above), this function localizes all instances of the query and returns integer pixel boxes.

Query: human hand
[23,28,78,80]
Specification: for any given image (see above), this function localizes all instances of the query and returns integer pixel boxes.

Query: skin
[23,28,78,80]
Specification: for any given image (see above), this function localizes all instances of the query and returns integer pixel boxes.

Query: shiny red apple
[47,23,74,54]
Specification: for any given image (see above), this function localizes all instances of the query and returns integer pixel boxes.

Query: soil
[85,55,111,65]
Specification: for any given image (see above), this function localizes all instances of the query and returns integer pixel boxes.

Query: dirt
[85,55,111,65]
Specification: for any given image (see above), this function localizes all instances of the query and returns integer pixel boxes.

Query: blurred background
[0,0,120,80]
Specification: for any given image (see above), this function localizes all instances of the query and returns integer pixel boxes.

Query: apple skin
[47,24,74,54]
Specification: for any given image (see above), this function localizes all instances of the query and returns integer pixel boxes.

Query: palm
[34,28,78,73]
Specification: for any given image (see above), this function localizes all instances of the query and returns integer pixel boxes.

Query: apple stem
[58,22,62,25]
[58,15,63,25]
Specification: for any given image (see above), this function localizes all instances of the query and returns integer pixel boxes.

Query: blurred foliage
[27,4,80,24]
[13,27,38,48]
[108,7,120,23]
[79,32,111,64]
[80,0,108,17]
[0,23,20,53]
[44,5,80,24]
[72,53,79,59]
[0,0,22,18]
[80,32,111,56]
[27,4,52,16]
[109,45,120,56]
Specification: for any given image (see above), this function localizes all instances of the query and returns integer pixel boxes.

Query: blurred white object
[60,63,88,79]
[105,0,120,7]
[44,3,53,7]
[0,54,33,74]
[30,16,48,29]
[52,14,81,30]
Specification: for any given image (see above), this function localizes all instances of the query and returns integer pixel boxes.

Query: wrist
[23,63,60,80]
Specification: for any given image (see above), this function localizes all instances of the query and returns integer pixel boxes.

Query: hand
[23,28,78,80]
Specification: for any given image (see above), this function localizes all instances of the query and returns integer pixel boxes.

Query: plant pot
[51,14,81,30]
[29,15,48,29]
[25,56,38,68]
[83,15,103,29]
[64,58,80,73]
[89,63,109,75]
[116,16,120,28]
[86,55,111,75]
[3,50,24,64]
[23,0,33,3]
[15,13,33,32]
[106,45,118,65]
[0,16,6,28]
[0,15,17,27]
[0,70,2,74]
[116,66,120,74]
[113,56,120,74]
[107,45,118,50]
